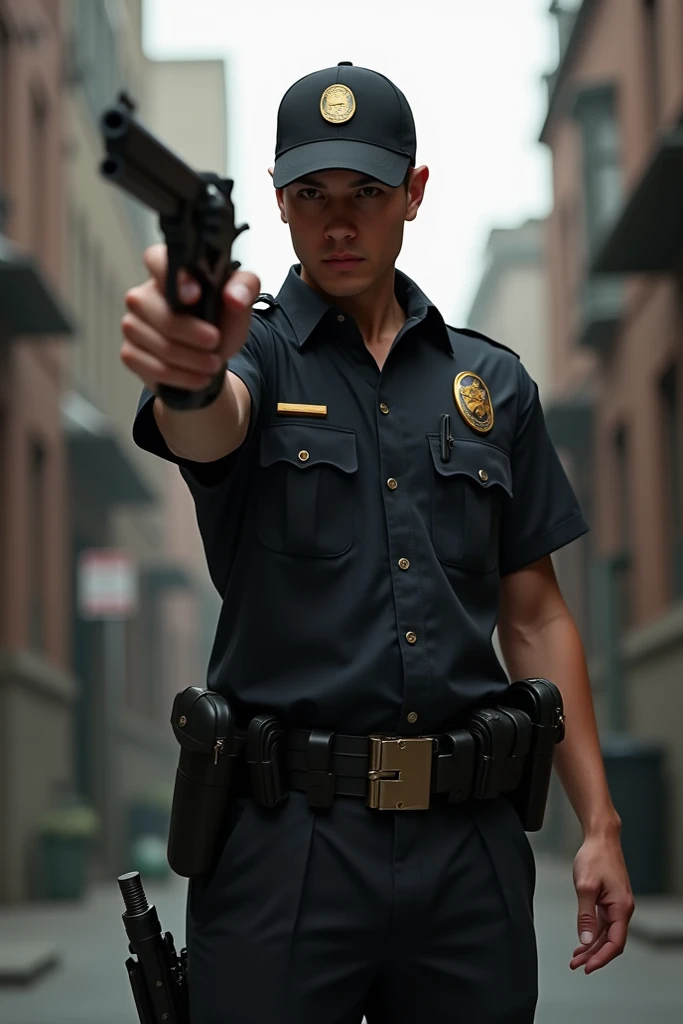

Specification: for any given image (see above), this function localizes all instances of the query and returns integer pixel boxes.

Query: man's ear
[405,165,429,223]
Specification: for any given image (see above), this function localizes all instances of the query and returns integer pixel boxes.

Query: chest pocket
[256,423,358,558]
[428,435,512,572]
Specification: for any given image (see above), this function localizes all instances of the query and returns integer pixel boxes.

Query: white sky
[143,0,559,326]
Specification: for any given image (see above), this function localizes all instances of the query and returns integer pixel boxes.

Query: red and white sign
[78,549,138,619]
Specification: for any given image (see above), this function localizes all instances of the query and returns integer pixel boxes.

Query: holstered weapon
[167,686,240,877]
[498,677,566,831]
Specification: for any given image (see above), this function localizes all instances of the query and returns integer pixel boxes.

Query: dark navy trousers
[186,790,538,1023]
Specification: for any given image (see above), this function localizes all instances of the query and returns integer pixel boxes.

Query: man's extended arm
[121,244,260,463]
[153,371,251,462]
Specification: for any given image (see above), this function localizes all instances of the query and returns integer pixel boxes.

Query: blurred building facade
[0,0,75,906]
[466,218,551,399]
[0,0,225,904]
[61,0,163,894]
[541,0,683,893]
[61,0,226,888]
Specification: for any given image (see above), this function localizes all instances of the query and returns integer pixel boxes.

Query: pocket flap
[260,424,358,473]
[428,435,512,496]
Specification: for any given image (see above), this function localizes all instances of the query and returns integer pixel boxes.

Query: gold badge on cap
[453,372,494,433]
[320,84,356,124]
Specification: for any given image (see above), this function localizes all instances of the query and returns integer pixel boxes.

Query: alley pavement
[0,850,681,1024]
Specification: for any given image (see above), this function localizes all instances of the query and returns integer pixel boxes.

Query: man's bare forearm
[153,371,246,462]
[499,610,621,839]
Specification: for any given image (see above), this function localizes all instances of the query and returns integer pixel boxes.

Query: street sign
[78,548,138,619]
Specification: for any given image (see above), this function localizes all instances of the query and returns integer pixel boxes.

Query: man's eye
[298,188,321,200]
[358,187,382,198]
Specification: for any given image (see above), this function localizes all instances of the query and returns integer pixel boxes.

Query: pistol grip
[155,178,244,411]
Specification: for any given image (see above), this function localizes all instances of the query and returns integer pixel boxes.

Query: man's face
[273,167,428,298]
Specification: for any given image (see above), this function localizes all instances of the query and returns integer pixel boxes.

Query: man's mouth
[323,254,365,269]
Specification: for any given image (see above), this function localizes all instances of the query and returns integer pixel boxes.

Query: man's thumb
[577,891,597,945]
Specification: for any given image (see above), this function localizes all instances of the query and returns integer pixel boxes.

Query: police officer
[122,63,634,1024]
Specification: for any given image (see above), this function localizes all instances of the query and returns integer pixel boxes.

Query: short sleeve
[498,361,589,577]
[131,317,270,489]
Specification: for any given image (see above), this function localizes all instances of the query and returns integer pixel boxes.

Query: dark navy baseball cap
[272,62,417,189]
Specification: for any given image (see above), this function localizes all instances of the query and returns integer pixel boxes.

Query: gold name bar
[276,403,328,417]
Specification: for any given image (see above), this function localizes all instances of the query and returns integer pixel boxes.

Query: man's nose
[325,221,356,241]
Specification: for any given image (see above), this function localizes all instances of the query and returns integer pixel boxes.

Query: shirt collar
[274,264,453,354]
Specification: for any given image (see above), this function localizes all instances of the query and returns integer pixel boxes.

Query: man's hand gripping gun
[99,90,248,411]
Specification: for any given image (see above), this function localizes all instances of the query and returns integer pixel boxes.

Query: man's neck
[301,264,406,353]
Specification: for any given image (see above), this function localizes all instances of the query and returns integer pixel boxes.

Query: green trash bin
[41,834,91,899]
[601,734,667,894]
[36,800,100,900]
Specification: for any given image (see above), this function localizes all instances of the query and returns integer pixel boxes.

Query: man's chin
[316,261,371,296]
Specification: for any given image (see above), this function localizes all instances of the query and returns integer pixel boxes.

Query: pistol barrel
[99,155,179,217]
[100,98,203,210]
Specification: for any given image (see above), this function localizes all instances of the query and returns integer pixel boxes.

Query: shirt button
[387,478,398,490]
[379,402,389,414]
[478,469,488,481]
[398,558,410,570]
[407,711,419,724]
[337,314,345,322]
[405,631,417,644]
[298,450,310,461]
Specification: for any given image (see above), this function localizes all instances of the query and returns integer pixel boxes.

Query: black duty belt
[236,708,532,812]
[167,682,562,877]
[284,727,481,811]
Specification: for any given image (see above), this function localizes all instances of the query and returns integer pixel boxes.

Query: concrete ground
[0,850,681,1024]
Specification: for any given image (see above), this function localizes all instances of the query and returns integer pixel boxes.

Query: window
[79,217,91,391]
[66,203,80,386]
[28,438,46,651]
[613,425,632,631]
[659,366,683,597]
[92,243,103,393]
[29,89,47,253]
[560,196,582,324]
[573,85,623,258]
[558,200,571,328]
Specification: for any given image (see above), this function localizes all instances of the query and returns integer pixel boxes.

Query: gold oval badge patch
[320,84,356,124]
[453,372,494,433]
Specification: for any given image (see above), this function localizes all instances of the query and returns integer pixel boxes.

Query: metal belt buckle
[367,736,433,810]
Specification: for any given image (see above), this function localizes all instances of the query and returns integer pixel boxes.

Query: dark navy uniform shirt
[133,265,588,736]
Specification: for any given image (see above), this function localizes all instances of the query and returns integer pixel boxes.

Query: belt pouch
[467,708,524,799]
[497,706,533,792]
[167,686,238,877]
[441,729,476,802]
[498,677,566,831]
[304,729,335,809]
[247,714,289,808]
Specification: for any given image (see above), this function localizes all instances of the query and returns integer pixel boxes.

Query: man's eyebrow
[291,174,385,189]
